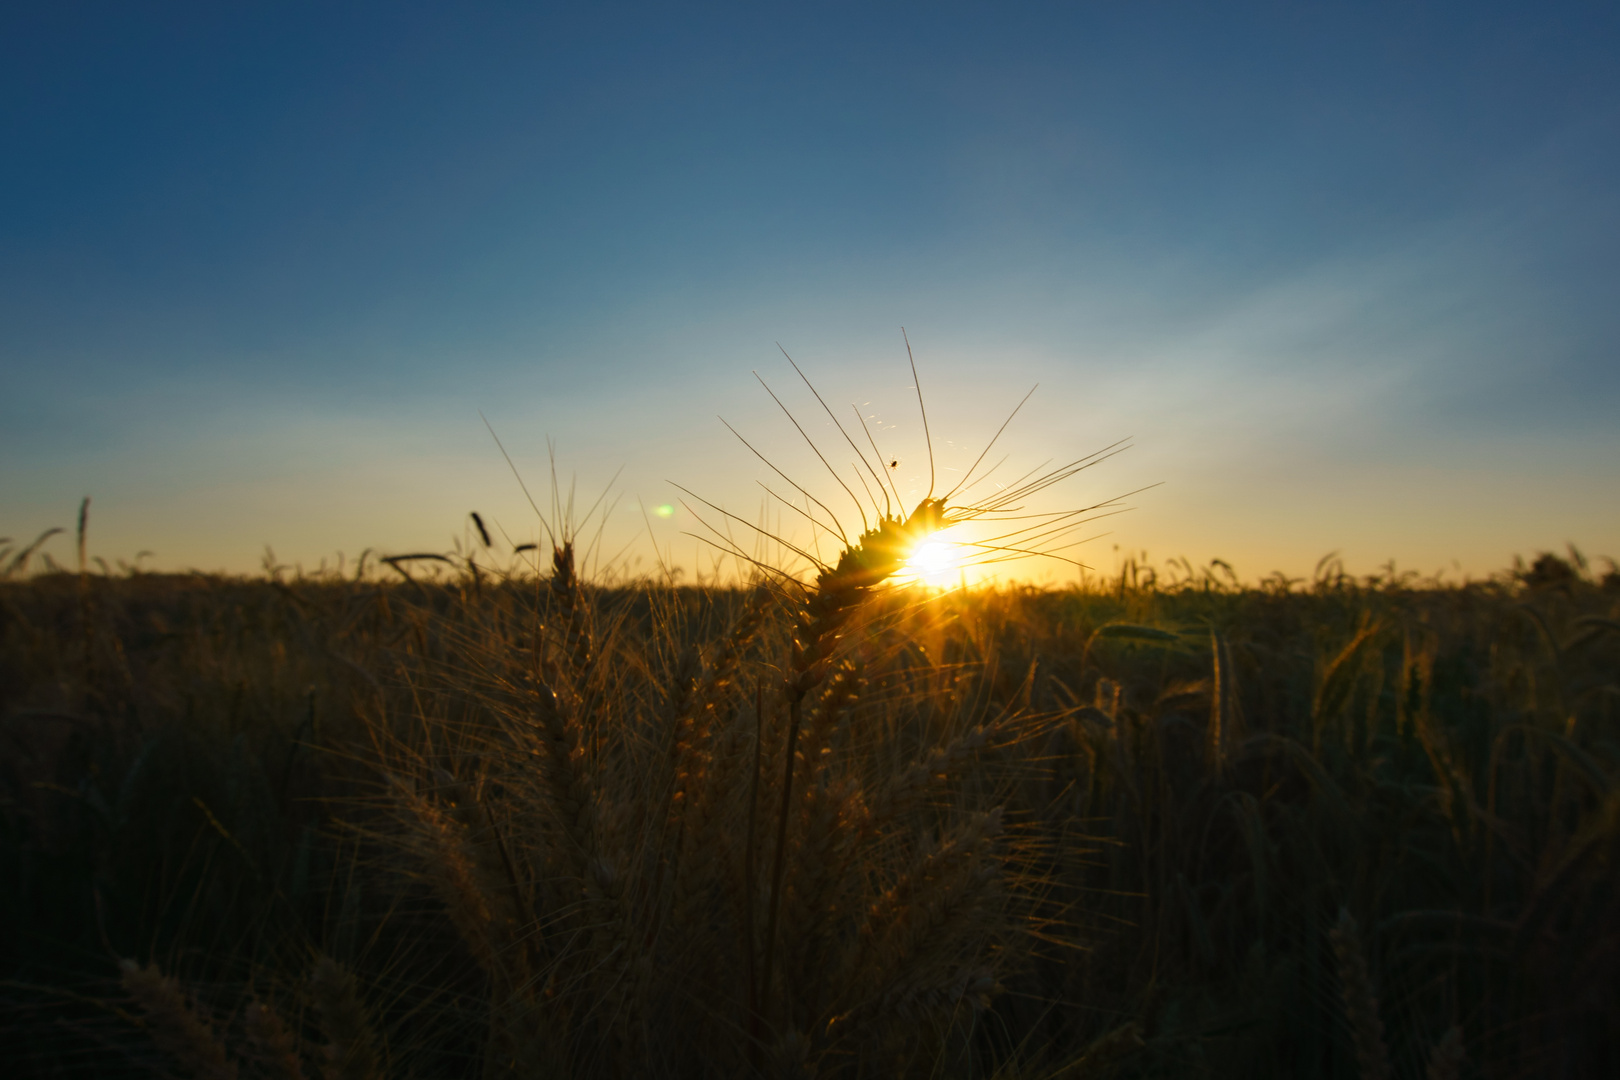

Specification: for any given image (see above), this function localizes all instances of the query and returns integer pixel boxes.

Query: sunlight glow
[903,539,968,586]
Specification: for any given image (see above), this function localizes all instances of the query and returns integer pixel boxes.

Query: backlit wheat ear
[690,344,1136,593]
[119,959,238,1080]
[549,541,594,671]
[789,497,946,700]
[758,496,949,1032]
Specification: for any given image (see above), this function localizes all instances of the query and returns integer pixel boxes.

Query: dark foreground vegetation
[2,550,1617,1078]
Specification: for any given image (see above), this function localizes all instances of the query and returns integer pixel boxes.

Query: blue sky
[3,2,1617,580]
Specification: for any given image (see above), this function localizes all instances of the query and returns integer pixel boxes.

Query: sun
[903,539,969,586]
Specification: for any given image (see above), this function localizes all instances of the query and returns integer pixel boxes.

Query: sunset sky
[4,2,1618,582]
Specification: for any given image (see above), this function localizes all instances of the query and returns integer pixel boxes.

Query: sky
[3,1,1618,583]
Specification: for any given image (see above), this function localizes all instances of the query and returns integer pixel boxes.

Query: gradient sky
[3,1,1617,582]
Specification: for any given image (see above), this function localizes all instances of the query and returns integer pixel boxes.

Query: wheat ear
[1426,1025,1465,1080]
[532,681,606,904]
[119,959,238,1080]
[779,664,867,1003]
[840,809,1005,1015]
[549,541,593,671]
[307,956,381,1080]
[388,772,515,978]
[1330,907,1391,1080]
[665,591,765,828]
[759,499,946,1027]
[244,999,308,1080]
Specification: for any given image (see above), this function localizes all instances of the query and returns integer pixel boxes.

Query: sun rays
[676,333,1151,590]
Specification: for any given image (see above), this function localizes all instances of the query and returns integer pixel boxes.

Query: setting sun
[4,5,1615,1076]
[903,539,968,586]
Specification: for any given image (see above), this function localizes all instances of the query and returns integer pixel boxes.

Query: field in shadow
[3,550,1617,1078]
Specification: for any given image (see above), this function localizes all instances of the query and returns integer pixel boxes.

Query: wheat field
[2,530,1617,1078]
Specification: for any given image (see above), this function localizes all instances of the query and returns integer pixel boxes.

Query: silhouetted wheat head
[89,346,1620,1080]
[356,343,1134,1077]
